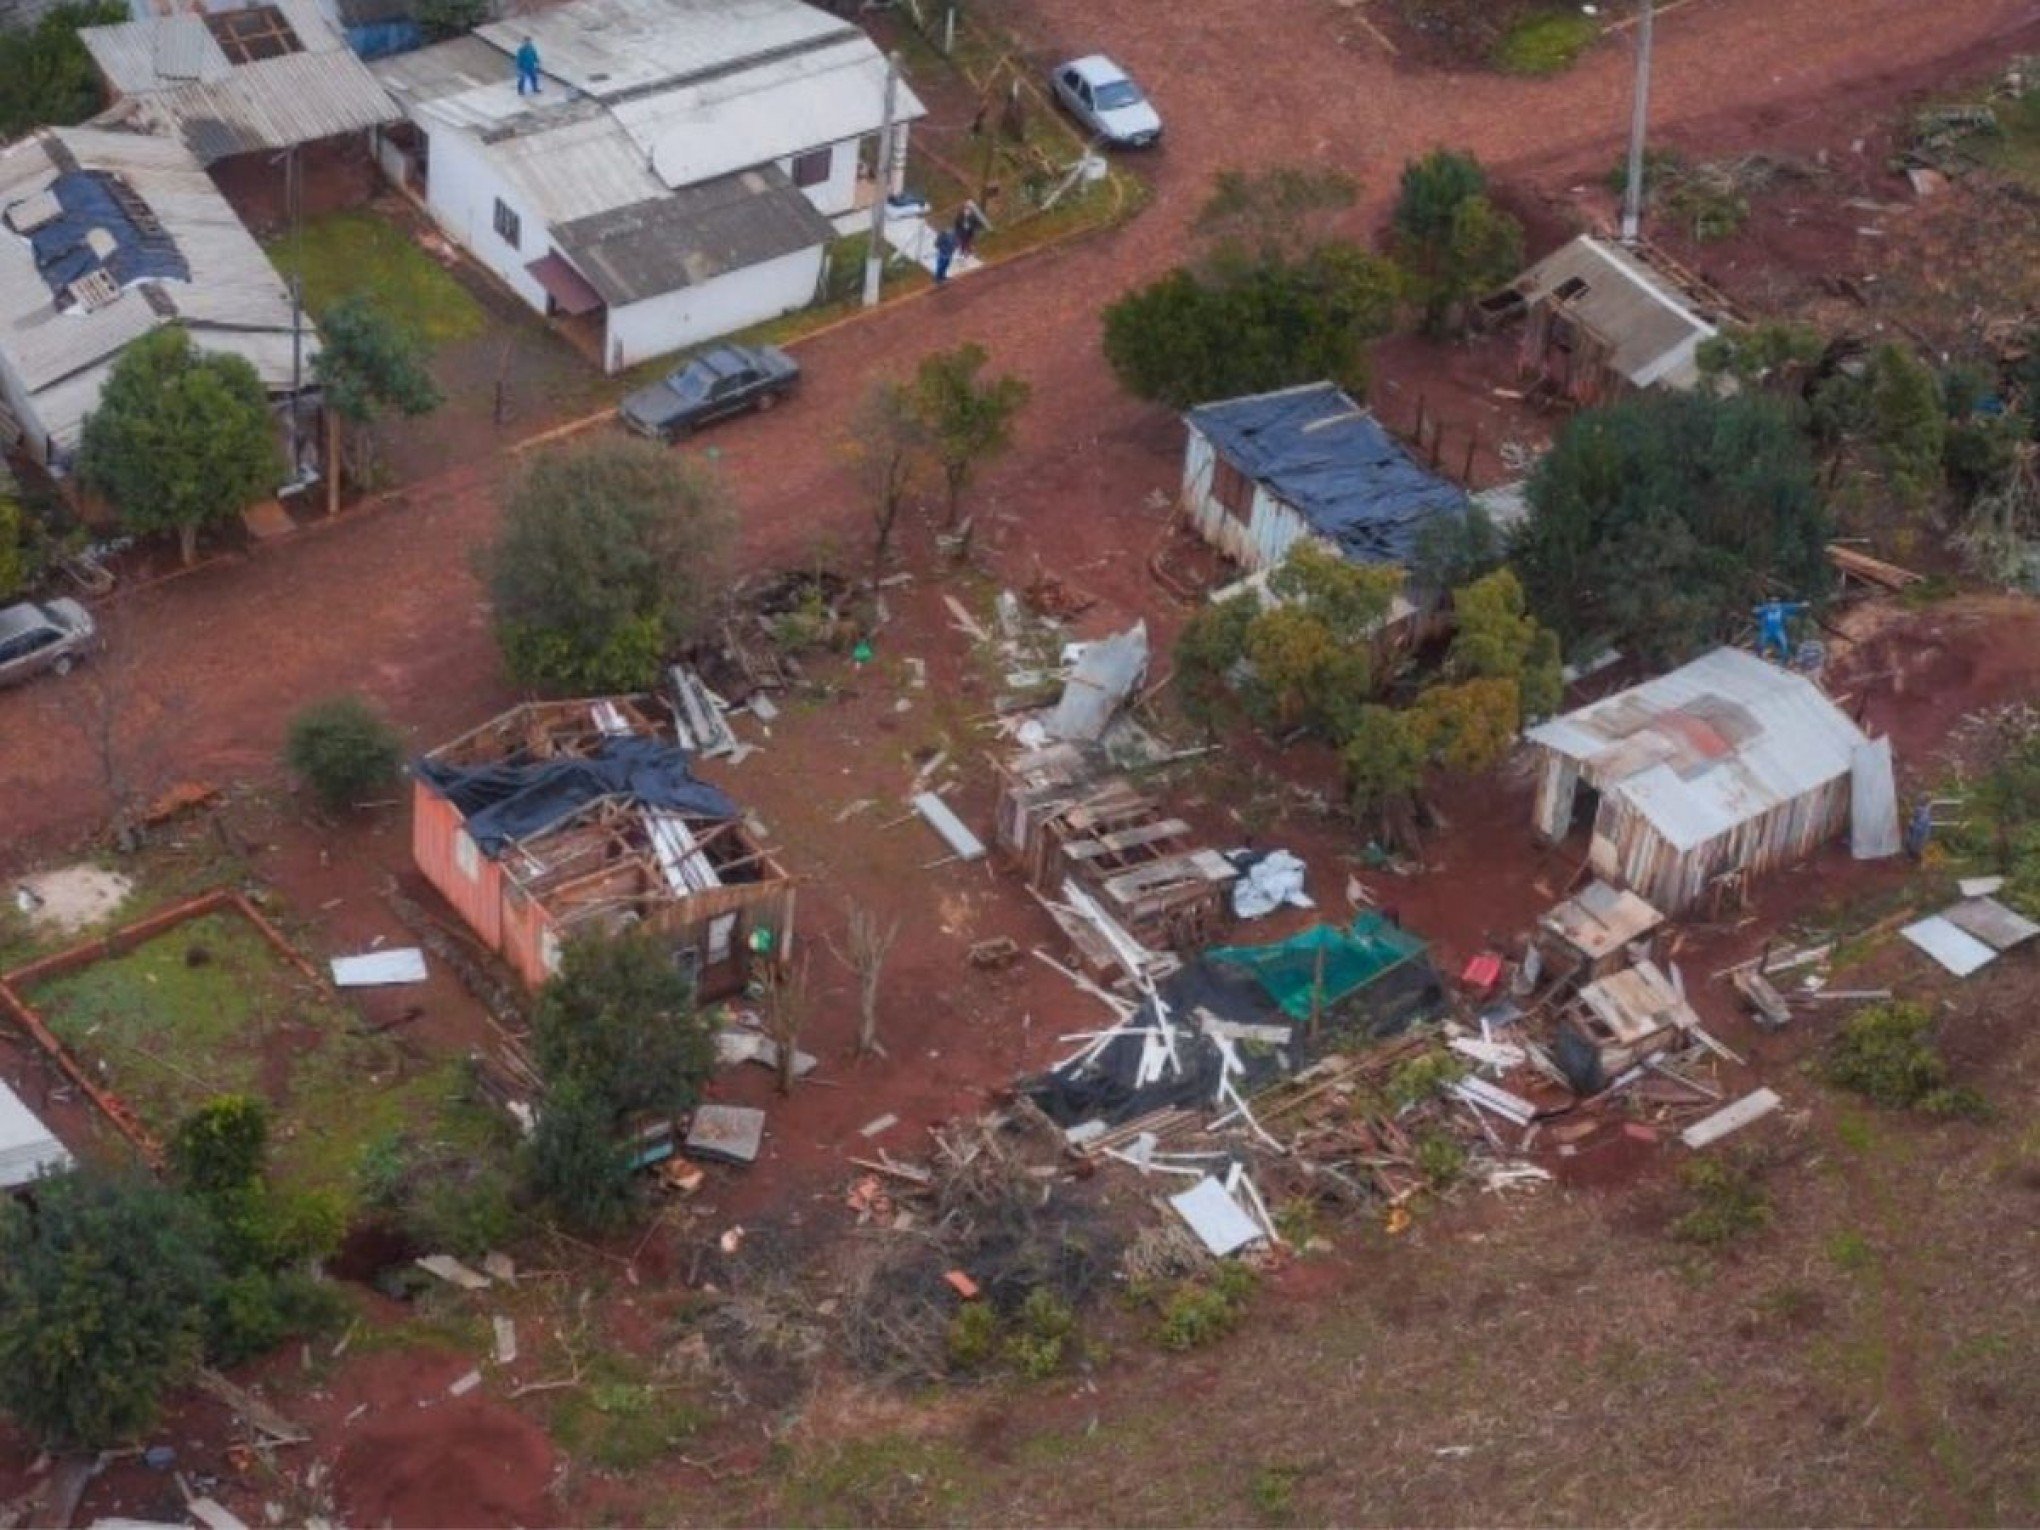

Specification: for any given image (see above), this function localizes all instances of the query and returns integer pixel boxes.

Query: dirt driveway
[3,0,2038,866]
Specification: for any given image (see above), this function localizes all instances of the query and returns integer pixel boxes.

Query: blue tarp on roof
[1186,382,1468,565]
[28,171,190,303]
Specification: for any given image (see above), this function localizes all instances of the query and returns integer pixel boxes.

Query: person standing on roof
[515,36,541,95]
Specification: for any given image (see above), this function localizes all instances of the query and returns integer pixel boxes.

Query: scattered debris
[1680,1088,1783,1149]
[1903,893,2040,976]
[481,1251,517,1284]
[329,948,428,987]
[943,1269,981,1300]
[414,1255,491,1292]
[686,1104,767,1165]
[1230,849,1314,920]
[447,1369,482,1398]
[668,665,738,758]
[492,1316,518,1366]
[859,1113,899,1139]
[1169,1175,1265,1257]
[912,791,986,863]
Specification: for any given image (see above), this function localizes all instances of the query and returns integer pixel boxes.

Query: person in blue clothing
[515,36,541,95]
[932,227,957,284]
[1753,598,1807,662]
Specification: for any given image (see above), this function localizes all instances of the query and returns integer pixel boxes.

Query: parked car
[1049,55,1162,149]
[618,343,801,442]
[0,598,94,689]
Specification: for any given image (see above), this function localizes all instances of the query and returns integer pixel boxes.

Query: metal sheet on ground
[1901,915,1998,977]
[1169,1175,1263,1257]
[1942,895,2040,952]
[685,1103,766,1164]
[330,948,429,986]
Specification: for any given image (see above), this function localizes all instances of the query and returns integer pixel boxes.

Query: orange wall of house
[410,780,504,951]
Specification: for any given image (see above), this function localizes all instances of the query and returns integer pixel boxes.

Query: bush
[206,1269,346,1367]
[285,696,403,813]
[413,0,488,37]
[531,930,715,1123]
[1493,10,1597,74]
[1414,1130,1467,1188]
[170,1095,269,1197]
[522,1079,639,1234]
[1385,1049,1467,1109]
[944,1301,1000,1372]
[1670,1155,1771,1247]
[1002,1288,1076,1379]
[357,1129,518,1257]
[0,1172,219,1448]
[1825,1000,1986,1116]
[1155,1264,1256,1351]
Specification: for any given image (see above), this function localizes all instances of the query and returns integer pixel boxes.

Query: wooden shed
[1524,649,1870,916]
[1488,235,1738,405]
[411,699,793,995]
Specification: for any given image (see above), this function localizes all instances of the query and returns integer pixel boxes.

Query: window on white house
[493,198,521,249]
[790,145,832,189]
[1211,455,1255,521]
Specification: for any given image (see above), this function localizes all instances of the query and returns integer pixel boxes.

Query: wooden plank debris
[1827,543,1923,590]
[415,1255,491,1291]
[493,1316,518,1366]
[1450,1076,1538,1127]
[1680,1087,1783,1149]
[912,792,986,862]
[195,1368,311,1445]
[667,665,737,758]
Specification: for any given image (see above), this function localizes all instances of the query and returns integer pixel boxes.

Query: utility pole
[283,142,306,485]
[1619,0,1655,245]
[862,51,900,309]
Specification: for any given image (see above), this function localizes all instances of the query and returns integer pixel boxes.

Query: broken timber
[912,792,986,862]
[1680,1087,1782,1149]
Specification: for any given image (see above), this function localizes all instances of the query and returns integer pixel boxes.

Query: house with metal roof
[1525,647,1875,914]
[1489,235,1741,405]
[79,0,397,166]
[1180,381,1469,585]
[0,127,317,473]
[371,0,925,372]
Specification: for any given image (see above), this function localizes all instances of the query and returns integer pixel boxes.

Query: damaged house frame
[411,698,793,995]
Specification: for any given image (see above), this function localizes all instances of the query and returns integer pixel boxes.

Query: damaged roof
[1186,382,1468,566]
[81,0,397,163]
[1511,235,1723,391]
[552,163,834,307]
[1526,647,1867,852]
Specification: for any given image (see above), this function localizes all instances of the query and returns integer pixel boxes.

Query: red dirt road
[2,0,2036,865]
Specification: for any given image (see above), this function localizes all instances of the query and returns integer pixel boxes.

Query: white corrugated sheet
[0,1079,73,1191]
[475,0,853,100]
[1902,915,1998,977]
[0,128,313,464]
[1850,736,1901,859]
[1526,648,1866,853]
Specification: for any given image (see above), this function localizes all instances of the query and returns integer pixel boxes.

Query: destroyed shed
[1486,235,1739,404]
[1525,647,1870,915]
[1179,382,1468,599]
[411,699,793,995]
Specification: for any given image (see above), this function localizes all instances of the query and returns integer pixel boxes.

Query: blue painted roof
[1187,382,1467,565]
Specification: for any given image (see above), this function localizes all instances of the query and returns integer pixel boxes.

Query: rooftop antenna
[1619,0,1655,245]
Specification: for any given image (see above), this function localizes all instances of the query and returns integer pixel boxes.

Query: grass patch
[1826,1000,1989,1118]
[549,1361,706,1473]
[28,911,468,1210]
[267,212,486,346]
[779,1434,969,1527]
[1670,1154,1772,1248]
[1493,10,1598,75]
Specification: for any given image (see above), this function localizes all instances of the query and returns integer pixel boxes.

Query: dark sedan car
[618,343,801,442]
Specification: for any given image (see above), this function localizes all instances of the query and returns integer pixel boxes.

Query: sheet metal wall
[1180,427,1311,574]
[411,777,503,948]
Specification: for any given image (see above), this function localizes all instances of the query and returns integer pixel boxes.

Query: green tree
[531,929,715,1124]
[1512,390,1831,664]
[0,1172,219,1449]
[522,1079,638,1234]
[1265,540,1401,643]
[1410,503,1503,593]
[1342,704,1425,826]
[1866,343,1947,507]
[1102,245,1399,409]
[1174,591,1259,724]
[284,695,403,813]
[170,1096,269,1198]
[0,2,127,139]
[910,342,1030,528]
[78,328,283,566]
[312,294,441,496]
[1391,150,1522,333]
[486,439,733,692]
[0,485,24,601]
[845,378,930,587]
[1410,675,1521,775]
[1447,567,1563,718]
[413,0,487,37]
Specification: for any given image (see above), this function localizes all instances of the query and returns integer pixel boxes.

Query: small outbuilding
[412,699,793,995]
[1179,381,1468,582]
[1489,235,1739,404]
[1524,648,1870,915]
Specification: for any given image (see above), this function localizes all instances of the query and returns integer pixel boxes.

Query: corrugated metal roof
[1185,382,1468,566]
[1526,647,1867,853]
[475,0,854,100]
[0,128,313,460]
[553,162,831,306]
[0,1078,72,1191]
[1513,236,1719,392]
[81,3,395,163]
[377,0,915,226]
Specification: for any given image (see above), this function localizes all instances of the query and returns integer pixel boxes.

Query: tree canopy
[1512,390,1832,664]
[1102,243,1399,409]
[78,328,283,565]
[909,342,1031,526]
[0,1172,219,1449]
[1391,149,1523,333]
[314,294,441,427]
[0,2,126,139]
[486,439,732,692]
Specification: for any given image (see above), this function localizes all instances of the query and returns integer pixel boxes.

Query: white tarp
[1230,849,1315,920]
[1169,1175,1264,1257]
[1849,737,1901,859]
[330,948,428,987]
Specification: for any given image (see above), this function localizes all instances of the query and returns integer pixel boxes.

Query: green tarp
[1206,913,1428,1021]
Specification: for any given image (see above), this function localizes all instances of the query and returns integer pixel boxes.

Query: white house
[371,0,925,373]
[0,127,317,474]
[1181,382,1470,580]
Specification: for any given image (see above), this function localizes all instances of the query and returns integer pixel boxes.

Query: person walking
[952,198,990,258]
[932,227,957,284]
[515,36,541,95]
